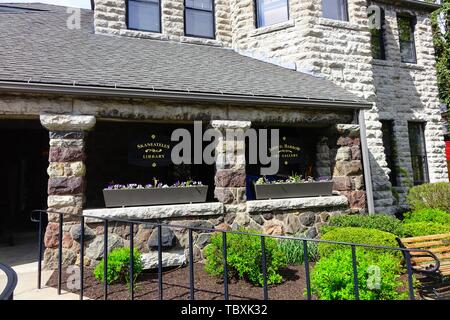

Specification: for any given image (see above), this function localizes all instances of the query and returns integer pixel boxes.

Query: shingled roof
[0,3,370,108]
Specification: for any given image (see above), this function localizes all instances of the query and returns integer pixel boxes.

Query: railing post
[103,219,108,300]
[37,211,43,290]
[260,236,268,300]
[404,249,415,300]
[303,240,312,300]
[158,224,163,300]
[351,245,359,300]
[222,232,229,300]
[57,213,63,295]
[188,228,195,300]
[129,222,134,301]
[80,216,85,300]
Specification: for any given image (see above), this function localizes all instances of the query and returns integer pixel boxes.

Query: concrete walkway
[0,232,80,300]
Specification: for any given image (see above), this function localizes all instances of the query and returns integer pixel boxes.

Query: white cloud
[0,0,91,9]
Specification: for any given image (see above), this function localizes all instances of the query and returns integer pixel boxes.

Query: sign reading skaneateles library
[128,133,172,167]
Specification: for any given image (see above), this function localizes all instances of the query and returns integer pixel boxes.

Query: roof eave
[373,0,441,12]
[0,81,373,110]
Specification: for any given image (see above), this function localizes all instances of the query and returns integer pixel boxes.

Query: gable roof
[0,3,371,109]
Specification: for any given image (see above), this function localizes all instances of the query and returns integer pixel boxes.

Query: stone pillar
[211,120,251,204]
[40,114,96,269]
[331,124,366,213]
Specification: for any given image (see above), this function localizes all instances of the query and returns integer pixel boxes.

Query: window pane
[371,29,382,59]
[322,0,348,21]
[186,0,213,11]
[256,0,289,28]
[397,16,416,63]
[186,9,214,38]
[400,41,415,63]
[128,0,160,32]
[381,121,398,186]
[408,123,429,185]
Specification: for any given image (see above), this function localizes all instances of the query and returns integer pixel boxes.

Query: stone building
[0,1,447,267]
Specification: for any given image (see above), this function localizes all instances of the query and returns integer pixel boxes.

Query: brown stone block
[48,177,84,195]
[215,169,246,187]
[332,176,352,191]
[351,145,361,160]
[333,160,363,176]
[337,137,360,147]
[49,146,85,162]
[44,222,60,249]
[341,191,366,210]
[214,187,246,204]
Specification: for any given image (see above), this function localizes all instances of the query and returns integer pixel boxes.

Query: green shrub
[204,229,287,286]
[401,222,450,237]
[403,208,450,225]
[318,227,399,258]
[278,239,319,265]
[407,182,450,213]
[94,247,143,285]
[310,249,407,300]
[323,214,404,236]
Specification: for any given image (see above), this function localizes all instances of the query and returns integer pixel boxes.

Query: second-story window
[127,0,161,33]
[255,0,289,28]
[185,0,215,39]
[370,8,385,60]
[322,0,349,21]
[397,15,417,63]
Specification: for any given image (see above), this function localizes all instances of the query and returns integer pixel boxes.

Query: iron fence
[30,209,437,301]
[0,263,17,300]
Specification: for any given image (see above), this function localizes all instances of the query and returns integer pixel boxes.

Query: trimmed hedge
[94,247,143,285]
[310,249,407,300]
[318,227,399,258]
[403,208,450,225]
[407,182,450,213]
[322,214,404,236]
[401,222,450,237]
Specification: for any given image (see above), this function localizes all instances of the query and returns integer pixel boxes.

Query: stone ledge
[180,36,223,47]
[372,59,426,71]
[246,196,348,213]
[250,20,295,37]
[317,18,363,31]
[83,202,224,222]
[40,115,96,132]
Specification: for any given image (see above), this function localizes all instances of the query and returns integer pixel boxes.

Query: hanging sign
[128,133,172,168]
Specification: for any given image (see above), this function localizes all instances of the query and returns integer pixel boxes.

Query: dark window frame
[322,0,349,22]
[407,121,429,186]
[370,7,386,60]
[184,0,216,39]
[397,14,417,64]
[254,0,290,29]
[126,0,162,33]
[380,120,398,186]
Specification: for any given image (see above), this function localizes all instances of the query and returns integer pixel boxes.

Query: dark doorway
[0,119,49,245]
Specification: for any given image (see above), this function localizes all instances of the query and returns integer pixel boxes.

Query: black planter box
[103,186,209,208]
[253,181,333,200]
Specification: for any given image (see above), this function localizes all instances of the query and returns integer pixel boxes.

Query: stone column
[40,114,96,269]
[211,120,251,204]
[331,124,366,213]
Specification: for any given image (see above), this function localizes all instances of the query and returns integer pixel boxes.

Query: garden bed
[46,263,315,300]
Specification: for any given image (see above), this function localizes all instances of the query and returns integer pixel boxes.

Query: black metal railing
[0,263,18,300]
[31,209,437,301]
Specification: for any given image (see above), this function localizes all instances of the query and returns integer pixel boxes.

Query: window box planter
[253,181,333,200]
[103,186,209,208]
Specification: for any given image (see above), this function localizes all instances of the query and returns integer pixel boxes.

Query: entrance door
[0,119,49,245]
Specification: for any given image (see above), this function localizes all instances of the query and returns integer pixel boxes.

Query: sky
[0,0,91,9]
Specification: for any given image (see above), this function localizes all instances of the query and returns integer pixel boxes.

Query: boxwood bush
[94,247,143,285]
[407,182,450,213]
[204,229,287,286]
[401,222,450,237]
[318,227,399,258]
[310,249,407,300]
[403,208,450,225]
[322,214,404,236]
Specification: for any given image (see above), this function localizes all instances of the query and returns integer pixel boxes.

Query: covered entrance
[0,119,49,246]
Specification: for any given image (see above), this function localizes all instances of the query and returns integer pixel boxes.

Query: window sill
[119,29,169,41]
[250,19,295,37]
[180,36,223,47]
[317,17,363,31]
[372,59,425,71]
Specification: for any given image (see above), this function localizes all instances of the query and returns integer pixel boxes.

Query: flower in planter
[105,179,204,190]
[255,173,331,185]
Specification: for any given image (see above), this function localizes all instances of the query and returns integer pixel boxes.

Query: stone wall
[94,0,232,46]
[372,2,449,207]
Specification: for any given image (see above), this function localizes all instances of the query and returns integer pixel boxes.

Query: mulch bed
[46,263,314,300]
